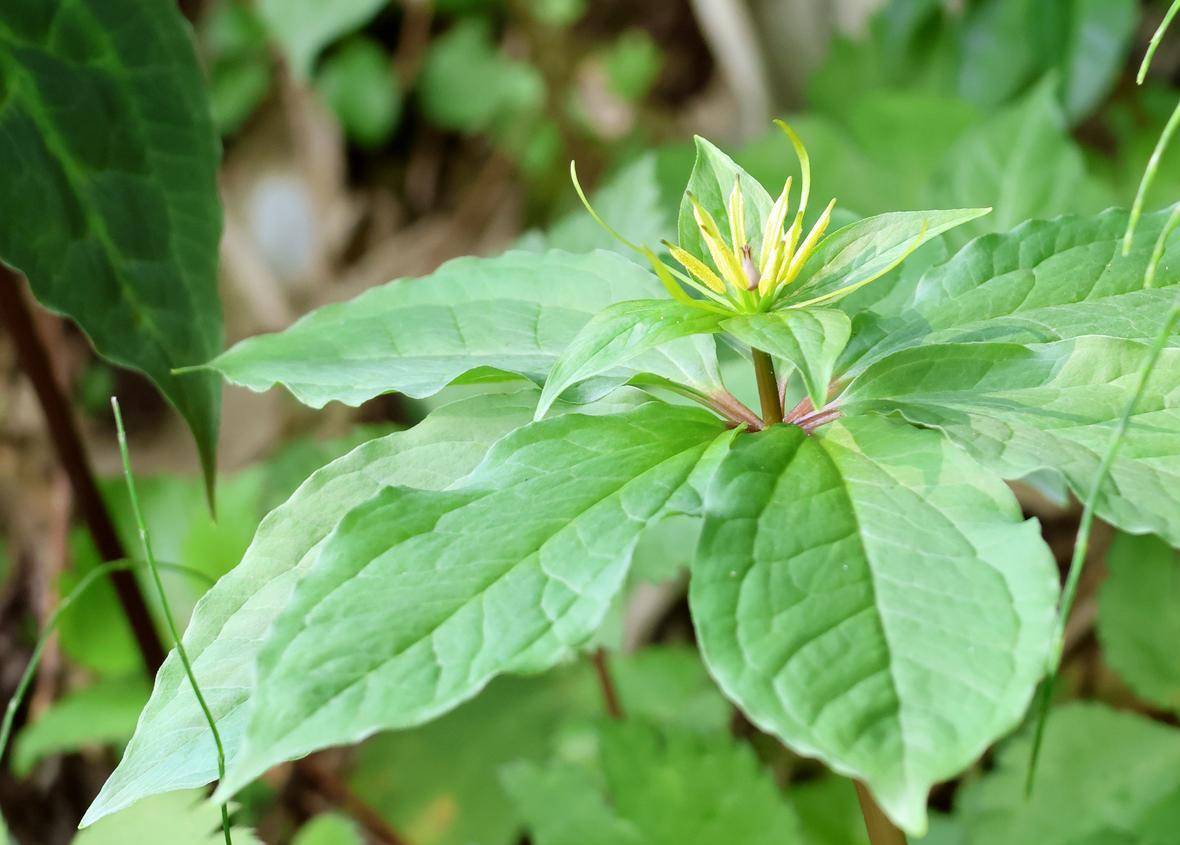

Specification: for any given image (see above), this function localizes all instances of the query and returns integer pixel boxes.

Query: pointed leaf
[843,338,1180,545]
[536,299,724,418]
[690,416,1057,834]
[209,250,720,409]
[1098,532,1180,714]
[780,209,990,308]
[722,309,851,408]
[84,391,541,826]
[214,404,731,798]
[0,0,223,488]
[848,207,1180,375]
[678,137,774,265]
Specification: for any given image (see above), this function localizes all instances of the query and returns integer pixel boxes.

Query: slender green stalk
[1138,0,1180,85]
[0,560,212,772]
[111,398,233,845]
[1026,212,1180,795]
[752,349,783,426]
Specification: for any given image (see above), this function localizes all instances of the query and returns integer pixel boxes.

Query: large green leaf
[930,81,1111,248]
[690,416,1058,835]
[723,309,850,409]
[1098,532,1180,713]
[503,721,802,845]
[214,403,731,798]
[677,137,774,267]
[0,0,223,488]
[956,704,1180,844]
[781,209,989,308]
[84,391,540,826]
[847,207,1180,374]
[209,249,721,408]
[257,0,385,79]
[843,338,1180,545]
[536,299,724,418]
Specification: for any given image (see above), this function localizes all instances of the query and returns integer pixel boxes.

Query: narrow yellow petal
[759,177,792,269]
[728,179,746,251]
[690,194,747,294]
[665,241,727,294]
[782,198,836,286]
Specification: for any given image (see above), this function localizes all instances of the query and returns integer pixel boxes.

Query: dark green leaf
[0,0,224,489]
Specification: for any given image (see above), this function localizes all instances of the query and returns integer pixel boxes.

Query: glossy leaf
[84,392,540,826]
[690,416,1058,834]
[209,250,719,408]
[781,209,990,308]
[678,137,774,267]
[214,404,730,798]
[503,721,801,845]
[722,309,850,409]
[257,0,385,79]
[536,299,724,418]
[844,338,1180,545]
[1098,532,1180,713]
[0,0,223,488]
[957,704,1180,844]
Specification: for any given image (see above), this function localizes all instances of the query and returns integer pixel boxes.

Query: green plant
[5,1,1180,843]
[71,109,1180,840]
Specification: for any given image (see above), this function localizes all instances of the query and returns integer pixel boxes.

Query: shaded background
[2,1,1179,842]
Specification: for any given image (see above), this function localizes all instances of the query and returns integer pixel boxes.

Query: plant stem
[751,349,783,426]
[854,782,908,845]
[112,398,233,845]
[591,648,624,720]
[0,269,166,675]
[294,759,409,845]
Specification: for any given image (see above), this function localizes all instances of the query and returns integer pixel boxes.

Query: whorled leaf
[213,404,732,799]
[678,136,774,267]
[690,415,1058,834]
[722,309,850,409]
[846,206,1180,375]
[208,249,721,409]
[779,208,990,308]
[0,0,223,490]
[536,299,724,419]
[84,391,542,825]
[843,338,1180,545]
[1097,532,1180,713]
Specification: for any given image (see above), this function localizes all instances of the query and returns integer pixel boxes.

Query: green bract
[88,127,1180,837]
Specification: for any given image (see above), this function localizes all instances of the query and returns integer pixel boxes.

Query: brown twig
[591,648,624,721]
[295,758,409,845]
[0,268,166,675]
